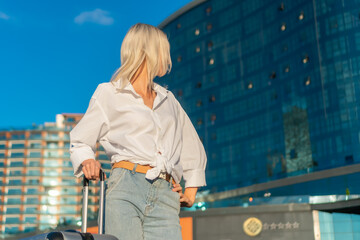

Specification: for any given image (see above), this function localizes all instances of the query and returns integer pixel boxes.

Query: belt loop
[131,163,138,174]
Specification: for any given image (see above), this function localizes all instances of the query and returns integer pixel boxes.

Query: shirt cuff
[70,146,96,178]
[183,169,206,188]
[74,164,84,178]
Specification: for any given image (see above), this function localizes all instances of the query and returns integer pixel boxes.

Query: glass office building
[0,114,112,237]
[157,0,360,204]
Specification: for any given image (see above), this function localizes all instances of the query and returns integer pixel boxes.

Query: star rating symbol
[285,222,292,229]
[262,221,300,231]
[263,223,269,230]
[270,223,277,230]
[293,222,299,229]
[278,222,285,229]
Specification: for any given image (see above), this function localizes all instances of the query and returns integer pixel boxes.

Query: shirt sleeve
[177,100,207,188]
[69,86,110,178]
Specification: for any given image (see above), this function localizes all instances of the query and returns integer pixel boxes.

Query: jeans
[104,166,182,240]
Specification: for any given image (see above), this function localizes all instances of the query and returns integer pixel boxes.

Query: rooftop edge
[158,0,208,29]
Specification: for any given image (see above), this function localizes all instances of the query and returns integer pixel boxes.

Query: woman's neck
[131,61,152,97]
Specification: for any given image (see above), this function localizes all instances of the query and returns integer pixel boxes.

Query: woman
[69,23,207,239]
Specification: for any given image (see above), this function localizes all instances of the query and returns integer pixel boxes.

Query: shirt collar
[112,78,168,101]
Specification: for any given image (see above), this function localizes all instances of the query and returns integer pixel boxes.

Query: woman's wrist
[173,184,199,208]
[184,187,198,205]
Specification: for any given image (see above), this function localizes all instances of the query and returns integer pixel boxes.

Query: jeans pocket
[106,168,127,196]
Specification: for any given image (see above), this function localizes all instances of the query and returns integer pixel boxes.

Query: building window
[195,29,200,36]
[282,44,288,52]
[206,6,212,15]
[11,152,25,158]
[207,41,214,51]
[290,149,297,159]
[299,11,304,20]
[211,133,217,140]
[247,82,253,89]
[278,2,285,11]
[207,23,213,31]
[284,65,290,73]
[195,46,200,53]
[271,91,278,100]
[269,72,276,79]
[196,100,203,107]
[280,23,286,31]
[12,143,25,149]
[210,114,217,124]
[299,32,307,42]
[176,23,181,29]
[67,117,75,122]
[177,56,182,62]
[209,95,216,102]
[11,134,25,140]
[345,155,354,164]
[209,58,215,65]
[177,89,183,97]
[331,20,338,29]
[30,133,42,140]
[302,54,309,64]
[305,76,311,86]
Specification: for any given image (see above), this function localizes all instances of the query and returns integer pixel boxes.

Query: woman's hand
[172,183,198,208]
[81,159,106,183]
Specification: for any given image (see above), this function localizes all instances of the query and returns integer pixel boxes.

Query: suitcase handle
[82,168,106,234]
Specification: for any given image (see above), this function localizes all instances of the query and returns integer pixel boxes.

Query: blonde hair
[110,23,172,91]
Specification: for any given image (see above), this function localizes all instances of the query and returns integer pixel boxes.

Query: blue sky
[0,0,193,129]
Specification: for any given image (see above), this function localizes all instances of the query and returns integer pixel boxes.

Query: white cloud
[74,9,113,26]
[0,11,10,20]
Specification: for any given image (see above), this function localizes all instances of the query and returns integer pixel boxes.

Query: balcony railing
[28,136,42,140]
[10,136,26,140]
[10,146,26,149]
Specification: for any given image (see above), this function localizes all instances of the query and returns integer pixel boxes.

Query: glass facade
[0,114,112,237]
[158,0,360,200]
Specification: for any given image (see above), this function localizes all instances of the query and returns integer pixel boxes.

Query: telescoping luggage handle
[82,168,105,234]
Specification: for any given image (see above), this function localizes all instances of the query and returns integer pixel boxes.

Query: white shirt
[69,80,207,188]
